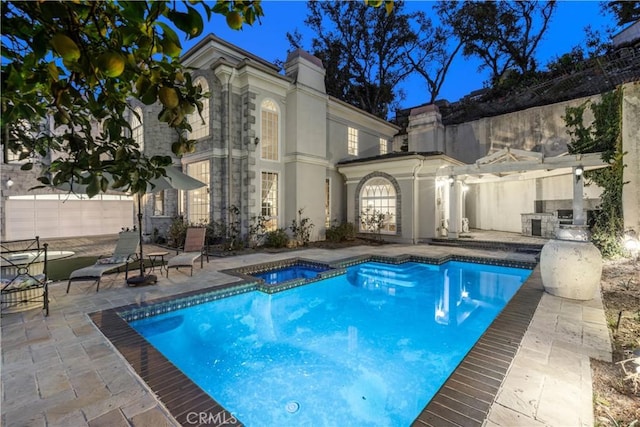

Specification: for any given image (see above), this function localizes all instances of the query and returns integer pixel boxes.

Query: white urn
[540,225,602,300]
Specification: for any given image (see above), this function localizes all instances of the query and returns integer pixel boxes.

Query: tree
[602,1,640,26]
[287,0,419,118]
[437,0,556,86]
[404,24,463,104]
[1,0,263,197]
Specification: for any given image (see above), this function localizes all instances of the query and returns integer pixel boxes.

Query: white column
[573,166,586,226]
[448,178,461,239]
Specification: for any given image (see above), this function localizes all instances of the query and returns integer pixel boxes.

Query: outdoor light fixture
[448,176,455,185]
[574,165,584,183]
[5,177,14,188]
[623,231,639,259]
[254,137,260,145]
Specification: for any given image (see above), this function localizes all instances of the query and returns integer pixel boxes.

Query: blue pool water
[130,260,531,426]
[253,264,331,284]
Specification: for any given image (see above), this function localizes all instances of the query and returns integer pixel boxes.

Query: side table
[147,251,169,275]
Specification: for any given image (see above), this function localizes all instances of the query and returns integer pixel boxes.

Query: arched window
[188,78,210,140]
[260,99,279,161]
[131,107,144,151]
[359,177,397,234]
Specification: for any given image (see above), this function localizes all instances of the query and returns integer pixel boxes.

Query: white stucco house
[1,34,638,243]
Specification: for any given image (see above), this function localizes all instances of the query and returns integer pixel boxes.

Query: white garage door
[4,195,134,240]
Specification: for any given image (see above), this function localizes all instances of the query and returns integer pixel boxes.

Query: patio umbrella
[128,167,206,285]
[53,167,206,285]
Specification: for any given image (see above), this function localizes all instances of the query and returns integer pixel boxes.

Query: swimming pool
[129,258,532,426]
[252,262,332,285]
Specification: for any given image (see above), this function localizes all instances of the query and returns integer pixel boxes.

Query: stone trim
[353,171,402,236]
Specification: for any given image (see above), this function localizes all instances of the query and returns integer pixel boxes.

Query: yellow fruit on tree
[97,52,126,78]
[180,100,196,115]
[161,39,181,58]
[159,86,180,109]
[50,33,81,62]
[226,11,243,30]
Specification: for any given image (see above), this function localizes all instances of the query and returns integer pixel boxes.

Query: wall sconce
[448,176,455,185]
[6,177,14,188]
[254,137,260,145]
[574,165,584,182]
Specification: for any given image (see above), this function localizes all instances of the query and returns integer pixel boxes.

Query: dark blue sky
[184,1,616,109]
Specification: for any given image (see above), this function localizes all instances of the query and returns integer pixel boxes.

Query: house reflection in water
[346,260,527,328]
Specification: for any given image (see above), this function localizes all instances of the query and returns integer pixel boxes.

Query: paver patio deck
[1,233,612,426]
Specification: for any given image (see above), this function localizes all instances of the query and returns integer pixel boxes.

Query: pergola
[436,147,610,238]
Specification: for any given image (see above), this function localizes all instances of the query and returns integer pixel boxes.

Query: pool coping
[89,254,542,427]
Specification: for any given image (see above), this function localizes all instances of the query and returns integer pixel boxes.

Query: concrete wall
[622,82,640,234]
[284,52,328,237]
[443,96,597,164]
[466,180,536,233]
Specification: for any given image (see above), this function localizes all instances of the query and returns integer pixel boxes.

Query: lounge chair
[66,231,139,292]
[166,227,209,277]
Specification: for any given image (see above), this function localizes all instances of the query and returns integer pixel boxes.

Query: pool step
[425,238,544,254]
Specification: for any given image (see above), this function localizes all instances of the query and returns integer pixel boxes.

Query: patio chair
[66,231,139,293]
[166,227,209,277]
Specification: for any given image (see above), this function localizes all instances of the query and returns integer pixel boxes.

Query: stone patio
[1,234,611,426]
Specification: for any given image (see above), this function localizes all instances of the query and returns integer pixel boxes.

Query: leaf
[32,29,49,60]
[157,22,181,45]
[167,6,203,39]
[119,26,140,46]
[21,163,34,171]
[167,10,192,36]
[119,1,147,23]
[87,175,100,198]
[100,176,109,192]
[48,62,60,82]
[140,84,158,105]
[212,2,228,14]
[185,5,204,37]
[244,8,255,25]
[385,0,394,15]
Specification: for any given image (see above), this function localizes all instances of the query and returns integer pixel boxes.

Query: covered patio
[440,147,610,240]
[337,148,609,245]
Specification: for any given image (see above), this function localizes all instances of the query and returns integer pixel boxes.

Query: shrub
[264,228,289,248]
[290,208,314,246]
[167,216,188,248]
[206,219,227,245]
[326,221,356,243]
[247,215,268,248]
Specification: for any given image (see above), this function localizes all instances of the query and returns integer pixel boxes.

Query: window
[153,191,164,216]
[360,177,396,234]
[3,119,32,163]
[261,172,278,231]
[131,107,144,151]
[260,99,279,161]
[186,160,210,224]
[4,146,22,163]
[188,78,210,140]
[348,127,358,156]
[379,138,388,155]
[325,178,331,228]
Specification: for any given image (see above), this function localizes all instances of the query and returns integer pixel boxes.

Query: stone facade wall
[521,213,557,238]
